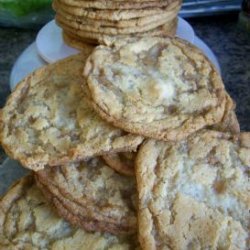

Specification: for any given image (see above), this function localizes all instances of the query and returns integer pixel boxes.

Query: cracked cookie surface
[0,176,138,250]
[35,157,137,234]
[0,54,143,170]
[84,37,233,141]
[136,130,250,250]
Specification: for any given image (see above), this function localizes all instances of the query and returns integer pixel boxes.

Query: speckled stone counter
[0,13,249,168]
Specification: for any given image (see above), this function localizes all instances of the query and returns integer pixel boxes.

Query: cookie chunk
[136,130,250,249]
[84,37,234,141]
[35,157,137,235]
[0,54,143,170]
[0,176,138,249]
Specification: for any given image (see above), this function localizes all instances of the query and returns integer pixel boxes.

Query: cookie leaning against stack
[0,54,143,171]
[53,0,181,47]
[84,36,235,141]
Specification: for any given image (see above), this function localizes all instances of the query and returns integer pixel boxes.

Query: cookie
[54,0,180,29]
[58,0,176,10]
[53,0,180,21]
[136,130,250,249]
[84,37,234,141]
[56,18,177,45]
[35,157,137,235]
[102,152,136,176]
[55,9,177,35]
[0,176,138,249]
[63,31,97,49]
[63,31,101,46]
[0,54,143,170]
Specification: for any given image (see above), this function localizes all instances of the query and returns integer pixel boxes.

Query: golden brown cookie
[84,37,234,142]
[56,4,179,35]
[53,0,181,21]
[56,9,177,35]
[102,152,136,176]
[54,0,180,28]
[0,54,143,170]
[56,17,178,45]
[136,130,250,249]
[58,0,177,10]
[35,157,137,235]
[63,31,100,45]
[0,176,138,249]
[63,31,96,49]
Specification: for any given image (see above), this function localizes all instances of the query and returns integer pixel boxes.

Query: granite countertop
[0,13,249,166]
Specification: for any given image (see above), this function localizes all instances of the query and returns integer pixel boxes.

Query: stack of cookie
[52,0,182,48]
[0,36,249,249]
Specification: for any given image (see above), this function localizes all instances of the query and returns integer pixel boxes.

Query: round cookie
[35,157,137,235]
[63,31,100,46]
[84,37,234,141]
[53,0,180,21]
[54,0,180,28]
[55,9,177,35]
[58,0,176,10]
[0,176,138,249]
[0,54,143,171]
[63,31,97,49]
[136,130,250,250]
[55,9,177,29]
[56,18,177,45]
[102,152,136,176]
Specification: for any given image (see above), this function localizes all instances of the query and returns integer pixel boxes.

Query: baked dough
[136,130,250,249]
[84,37,234,141]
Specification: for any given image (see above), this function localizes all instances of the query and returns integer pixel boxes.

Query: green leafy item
[0,0,52,17]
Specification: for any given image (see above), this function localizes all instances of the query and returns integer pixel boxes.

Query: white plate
[10,42,46,91]
[36,17,195,64]
[10,36,220,90]
[36,20,79,63]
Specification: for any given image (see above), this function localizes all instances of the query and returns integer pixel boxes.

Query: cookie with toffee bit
[35,157,137,235]
[0,176,138,249]
[84,37,234,141]
[0,54,143,170]
[136,130,250,250]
